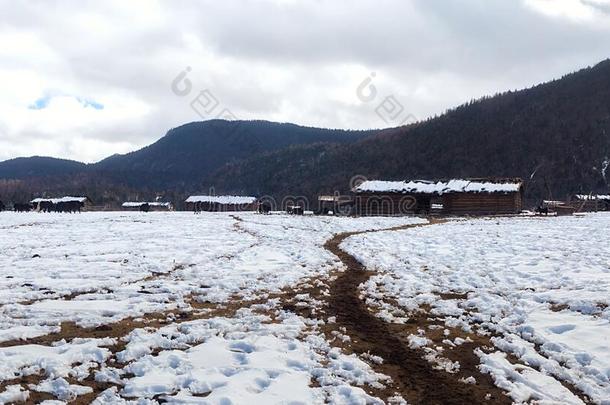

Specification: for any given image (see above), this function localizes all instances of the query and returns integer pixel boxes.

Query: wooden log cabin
[185,195,258,212]
[31,196,93,211]
[318,195,354,215]
[571,195,610,212]
[542,200,576,216]
[122,202,174,211]
[352,178,523,216]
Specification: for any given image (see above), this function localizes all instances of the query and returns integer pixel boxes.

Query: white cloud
[0,0,609,162]
[524,0,610,24]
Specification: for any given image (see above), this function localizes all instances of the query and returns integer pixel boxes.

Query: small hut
[121,202,174,211]
[541,200,576,216]
[31,196,93,212]
[318,195,355,215]
[353,178,523,216]
[185,195,257,212]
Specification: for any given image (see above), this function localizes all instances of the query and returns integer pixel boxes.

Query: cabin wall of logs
[351,178,524,216]
[570,197,610,212]
[185,195,258,212]
[186,201,257,212]
[354,194,427,216]
[443,192,522,215]
[354,191,523,216]
[122,202,173,212]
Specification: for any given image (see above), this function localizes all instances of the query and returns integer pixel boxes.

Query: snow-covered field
[2,211,609,404]
[0,211,422,403]
[343,214,610,404]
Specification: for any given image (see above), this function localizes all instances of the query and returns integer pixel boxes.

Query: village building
[185,195,257,212]
[121,202,174,211]
[318,195,353,215]
[31,196,93,212]
[541,200,576,216]
[571,194,610,212]
[352,178,523,216]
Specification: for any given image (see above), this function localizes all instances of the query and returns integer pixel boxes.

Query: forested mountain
[1,59,609,207]
[93,120,374,188]
[0,156,86,179]
[209,59,610,203]
[0,121,375,204]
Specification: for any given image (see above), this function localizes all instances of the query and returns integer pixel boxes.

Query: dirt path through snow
[323,219,513,404]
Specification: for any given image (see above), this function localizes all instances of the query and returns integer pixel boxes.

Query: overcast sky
[1,0,610,163]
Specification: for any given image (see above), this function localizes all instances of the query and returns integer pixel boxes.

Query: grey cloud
[582,0,610,15]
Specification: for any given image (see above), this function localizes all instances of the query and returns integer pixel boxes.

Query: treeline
[0,176,175,209]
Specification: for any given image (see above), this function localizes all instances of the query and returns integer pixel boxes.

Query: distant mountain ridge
[0,120,377,203]
[1,59,610,206]
[0,156,87,179]
[0,120,373,182]
[93,120,375,188]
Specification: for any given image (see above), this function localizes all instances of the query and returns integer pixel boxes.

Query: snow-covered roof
[354,179,522,195]
[31,196,89,204]
[574,194,610,201]
[122,202,172,208]
[543,200,568,206]
[185,195,257,204]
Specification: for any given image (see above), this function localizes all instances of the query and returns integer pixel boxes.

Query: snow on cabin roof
[543,200,568,206]
[354,179,522,195]
[122,202,172,208]
[185,195,257,205]
[574,194,610,201]
[31,196,89,204]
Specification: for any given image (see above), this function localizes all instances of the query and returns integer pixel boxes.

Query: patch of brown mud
[0,294,245,349]
[0,294,256,403]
